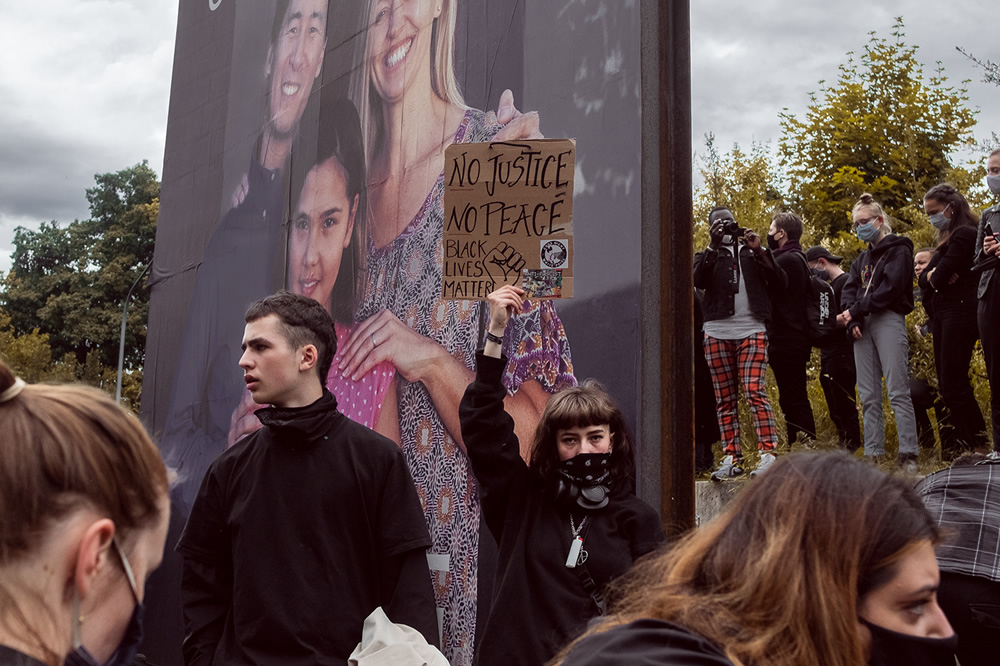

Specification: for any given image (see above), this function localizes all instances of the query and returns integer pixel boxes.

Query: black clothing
[937,571,1000,666]
[818,272,861,450]
[820,273,854,356]
[459,354,666,666]
[177,391,436,665]
[918,226,979,300]
[769,345,816,444]
[918,226,987,452]
[821,350,861,450]
[560,619,735,665]
[768,241,810,343]
[0,647,47,666]
[977,204,1000,450]
[693,244,785,325]
[767,242,816,444]
[909,378,956,452]
[841,233,915,333]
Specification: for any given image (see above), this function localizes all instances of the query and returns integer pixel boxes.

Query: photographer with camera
[694,207,786,480]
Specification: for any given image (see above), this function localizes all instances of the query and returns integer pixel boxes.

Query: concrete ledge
[695,479,748,526]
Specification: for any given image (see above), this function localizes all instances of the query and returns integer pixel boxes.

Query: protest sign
[442,139,574,300]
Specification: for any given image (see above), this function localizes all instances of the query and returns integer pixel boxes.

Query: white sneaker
[750,452,776,479]
[711,455,744,482]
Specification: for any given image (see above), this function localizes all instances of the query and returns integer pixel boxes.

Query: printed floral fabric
[357,108,575,665]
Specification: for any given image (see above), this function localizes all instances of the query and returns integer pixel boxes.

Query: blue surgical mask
[856,221,879,243]
[987,173,1000,197]
[928,212,949,230]
[67,540,145,666]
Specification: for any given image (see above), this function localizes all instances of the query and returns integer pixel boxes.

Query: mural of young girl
[228,99,398,446]
[345,0,576,661]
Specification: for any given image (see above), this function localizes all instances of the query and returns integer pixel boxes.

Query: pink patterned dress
[357,108,575,665]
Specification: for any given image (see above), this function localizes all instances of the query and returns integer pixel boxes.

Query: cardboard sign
[442,139,574,300]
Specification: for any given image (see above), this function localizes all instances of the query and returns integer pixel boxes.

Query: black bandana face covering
[860,617,957,666]
[555,452,612,511]
[67,540,145,666]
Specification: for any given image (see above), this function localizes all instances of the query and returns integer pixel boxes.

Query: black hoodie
[840,233,914,332]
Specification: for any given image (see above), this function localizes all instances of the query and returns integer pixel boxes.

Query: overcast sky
[0,0,996,275]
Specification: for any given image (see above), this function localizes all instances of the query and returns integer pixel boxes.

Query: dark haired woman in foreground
[555,451,955,666]
[0,361,170,666]
[459,286,665,666]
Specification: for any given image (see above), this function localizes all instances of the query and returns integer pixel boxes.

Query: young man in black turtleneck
[766,212,817,447]
[178,291,437,665]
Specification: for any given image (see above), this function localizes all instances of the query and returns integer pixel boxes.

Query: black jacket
[976,204,999,299]
[918,225,979,310]
[177,391,437,665]
[560,619,735,665]
[841,233,914,331]
[693,243,785,325]
[768,242,810,345]
[459,354,666,666]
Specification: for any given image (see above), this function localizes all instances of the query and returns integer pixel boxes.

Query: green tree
[1,162,158,372]
[693,134,784,250]
[779,18,978,238]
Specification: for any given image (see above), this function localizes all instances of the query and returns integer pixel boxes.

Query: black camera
[722,219,745,238]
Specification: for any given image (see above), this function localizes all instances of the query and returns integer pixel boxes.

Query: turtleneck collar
[772,239,803,257]
[255,390,340,446]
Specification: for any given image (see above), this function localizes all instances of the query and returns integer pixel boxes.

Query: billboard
[143,1,645,663]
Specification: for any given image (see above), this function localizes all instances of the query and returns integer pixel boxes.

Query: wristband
[485,331,504,346]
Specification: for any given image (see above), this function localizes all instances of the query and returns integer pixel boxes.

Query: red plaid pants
[703,332,778,456]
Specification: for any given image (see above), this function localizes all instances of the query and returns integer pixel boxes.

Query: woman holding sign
[345,0,575,661]
[459,286,664,666]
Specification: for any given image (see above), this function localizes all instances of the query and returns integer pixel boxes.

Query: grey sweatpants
[853,310,919,456]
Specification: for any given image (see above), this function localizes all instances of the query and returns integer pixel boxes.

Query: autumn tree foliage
[778,18,978,238]
[1,162,158,375]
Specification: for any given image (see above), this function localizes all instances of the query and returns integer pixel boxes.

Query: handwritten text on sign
[442,139,574,300]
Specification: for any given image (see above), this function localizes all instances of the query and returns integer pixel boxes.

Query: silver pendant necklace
[566,514,589,568]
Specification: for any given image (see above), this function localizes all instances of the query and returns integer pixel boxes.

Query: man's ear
[73,519,115,599]
[299,343,319,374]
[313,38,327,80]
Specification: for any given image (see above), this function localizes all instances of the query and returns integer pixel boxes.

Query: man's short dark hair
[246,290,336,383]
[709,206,734,222]
[772,211,803,241]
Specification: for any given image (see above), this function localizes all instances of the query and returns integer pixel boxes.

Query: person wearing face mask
[0,360,170,666]
[918,183,987,455]
[553,451,957,666]
[976,147,1000,453]
[458,286,666,666]
[806,245,862,452]
[838,193,919,470]
[694,207,786,480]
[765,212,818,448]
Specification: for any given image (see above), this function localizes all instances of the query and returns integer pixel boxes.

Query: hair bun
[0,359,18,392]
[858,193,874,205]
[0,361,25,403]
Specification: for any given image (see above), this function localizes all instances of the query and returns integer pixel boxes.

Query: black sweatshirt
[841,233,914,332]
[177,391,436,665]
[459,354,666,666]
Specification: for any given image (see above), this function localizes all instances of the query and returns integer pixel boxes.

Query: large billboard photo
[143,1,645,662]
